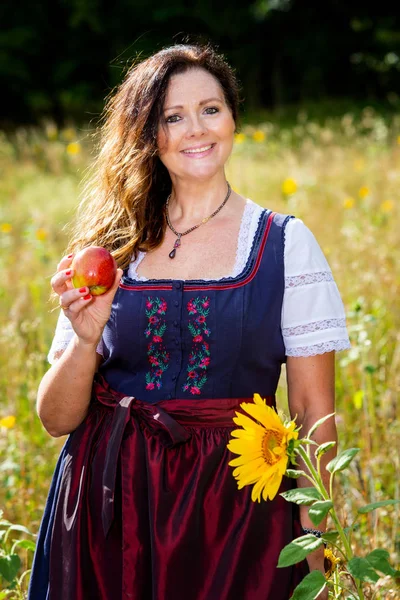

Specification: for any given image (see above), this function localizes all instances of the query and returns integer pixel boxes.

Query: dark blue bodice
[99,210,292,403]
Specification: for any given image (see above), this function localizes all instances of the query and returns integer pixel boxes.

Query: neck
[167,174,230,222]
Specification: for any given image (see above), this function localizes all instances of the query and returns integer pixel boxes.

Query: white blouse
[48,200,351,363]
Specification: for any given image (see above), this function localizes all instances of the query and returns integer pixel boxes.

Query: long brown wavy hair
[68,43,241,269]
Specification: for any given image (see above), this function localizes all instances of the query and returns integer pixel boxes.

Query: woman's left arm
[286,350,337,584]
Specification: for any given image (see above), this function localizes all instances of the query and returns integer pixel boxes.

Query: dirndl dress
[28,210,310,599]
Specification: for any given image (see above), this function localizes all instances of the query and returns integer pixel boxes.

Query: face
[157,68,236,182]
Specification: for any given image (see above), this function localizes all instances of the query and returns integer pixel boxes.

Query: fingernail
[65,270,72,276]
[83,294,91,300]
[67,253,73,258]
[79,287,87,293]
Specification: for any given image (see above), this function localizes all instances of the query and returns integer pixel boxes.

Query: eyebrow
[164,97,224,111]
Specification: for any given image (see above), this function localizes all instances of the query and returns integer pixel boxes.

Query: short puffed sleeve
[281,218,351,357]
[47,310,104,364]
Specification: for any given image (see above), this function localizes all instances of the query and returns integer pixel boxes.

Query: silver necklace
[165,182,232,259]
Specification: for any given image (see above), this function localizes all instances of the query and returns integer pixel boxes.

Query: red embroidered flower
[146,300,153,309]
[188,371,197,379]
[158,301,167,313]
[146,382,155,390]
[149,356,159,365]
[190,386,201,395]
[197,315,206,324]
[149,316,158,324]
[204,329,210,336]
[153,335,162,343]
[202,341,209,350]
[156,369,163,376]
[193,335,203,343]
[187,301,197,314]
[200,357,210,368]
[202,299,210,308]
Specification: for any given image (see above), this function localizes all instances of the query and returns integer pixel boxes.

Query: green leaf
[290,570,327,600]
[327,448,359,474]
[315,441,336,459]
[366,549,397,577]
[322,530,339,543]
[358,499,400,514]
[308,500,333,526]
[278,534,324,568]
[280,487,322,505]
[6,524,33,536]
[0,554,21,582]
[307,412,335,438]
[285,469,306,479]
[12,539,36,552]
[347,557,380,583]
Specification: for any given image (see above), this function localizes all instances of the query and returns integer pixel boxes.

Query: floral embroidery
[183,297,211,395]
[144,297,169,390]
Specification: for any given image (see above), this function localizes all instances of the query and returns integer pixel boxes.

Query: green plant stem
[297,445,365,600]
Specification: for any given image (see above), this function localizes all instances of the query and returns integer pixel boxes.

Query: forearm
[37,335,99,437]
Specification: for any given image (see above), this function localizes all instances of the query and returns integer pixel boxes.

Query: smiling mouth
[181,143,215,154]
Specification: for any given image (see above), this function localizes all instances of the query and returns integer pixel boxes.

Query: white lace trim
[286,339,351,357]
[128,199,263,282]
[282,318,347,337]
[285,271,334,288]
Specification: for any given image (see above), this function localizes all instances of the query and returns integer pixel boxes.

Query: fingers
[51,253,75,296]
[59,286,91,313]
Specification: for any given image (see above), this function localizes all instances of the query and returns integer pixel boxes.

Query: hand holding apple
[71,246,117,295]
[51,249,122,348]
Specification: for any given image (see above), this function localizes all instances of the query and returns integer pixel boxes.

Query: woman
[28,43,350,599]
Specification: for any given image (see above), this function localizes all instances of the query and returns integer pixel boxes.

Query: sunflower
[324,548,340,578]
[227,394,299,502]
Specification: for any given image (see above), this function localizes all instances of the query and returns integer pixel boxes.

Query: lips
[181,143,215,154]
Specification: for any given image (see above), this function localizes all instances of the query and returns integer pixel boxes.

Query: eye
[165,114,181,124]
[204,106,219,115]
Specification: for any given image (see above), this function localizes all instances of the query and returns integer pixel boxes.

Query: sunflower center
[262,429,284,465]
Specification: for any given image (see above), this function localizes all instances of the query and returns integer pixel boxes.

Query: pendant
[169,236,181,259]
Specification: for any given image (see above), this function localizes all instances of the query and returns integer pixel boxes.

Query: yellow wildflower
[358,186,370,199]
[35,228,48,241]
[324,547,340,579]
[343,197,355,209]
[66,142,81,155]
[1,223,12,233]
[0,415,16,429]
[380,199,394,213]
[234,133,246,144]
[228,394,299,502]
[282,178,298,196]
[252,130,266,143]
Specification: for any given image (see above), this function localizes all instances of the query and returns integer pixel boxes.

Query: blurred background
[0,1,399,597]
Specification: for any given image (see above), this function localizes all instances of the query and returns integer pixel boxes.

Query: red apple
[71,246,117,296]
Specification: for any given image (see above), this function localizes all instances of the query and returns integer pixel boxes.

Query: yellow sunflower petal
[243,401,284,432]
[262,470,283,501]
[233,412,266,434]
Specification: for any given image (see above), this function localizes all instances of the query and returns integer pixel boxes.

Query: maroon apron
[48,375,308,599]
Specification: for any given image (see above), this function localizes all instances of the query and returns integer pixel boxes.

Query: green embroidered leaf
[278,535,324,568]
[188,323,198,337]
[290,570,326,600]
[198,375,207,388]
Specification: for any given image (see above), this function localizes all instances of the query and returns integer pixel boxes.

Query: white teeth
[183,144,213,154]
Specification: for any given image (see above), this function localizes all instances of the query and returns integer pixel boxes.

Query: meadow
[0,108,399,598]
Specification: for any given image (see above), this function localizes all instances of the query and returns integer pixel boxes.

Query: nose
[185,114,207,138]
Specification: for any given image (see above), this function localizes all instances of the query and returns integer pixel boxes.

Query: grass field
[0,108,399,597]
